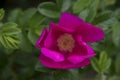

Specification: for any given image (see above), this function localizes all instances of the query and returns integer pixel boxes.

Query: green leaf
[79,0,99,22]
[79,9,89,21]
[5,36,20,48]
[86,0,99,22]
[93,11,113,25]
[98,51,112,72]
[7,9,23,23]
[91,57,100,72]
[102,58,111,72]
[0,35,20,49]
[2,22,21,35]
[115,53,120,75]
[97,17,118,30]
[99,0,106,11]
[113,9,120,19]
[0,8,5,21]
[2,22,17,28]
[19,31,33,52]
[28,12,45,27]
[38,2,60,18]
[35,61,53,72]
[19,8,37,26]
[56,0,72,12]
[99,51,108,68]
[73,0,92,13]
[28,28,38,45]
[35,25,46,36]
[99,0,115,11]
[112,22,120,47]
[0,22,21,49]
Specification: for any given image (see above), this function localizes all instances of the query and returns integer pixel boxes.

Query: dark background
[0,0,55,9]
[0,0,120,9]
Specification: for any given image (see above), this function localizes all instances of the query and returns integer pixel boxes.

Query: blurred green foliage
[0,0,120,80]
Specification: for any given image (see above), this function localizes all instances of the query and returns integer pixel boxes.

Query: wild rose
[36,12,104,69]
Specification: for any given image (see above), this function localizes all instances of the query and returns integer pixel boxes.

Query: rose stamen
[57,33,75,52]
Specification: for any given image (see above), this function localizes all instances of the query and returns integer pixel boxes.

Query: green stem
[95,73,107,80]
[99,73,107,80]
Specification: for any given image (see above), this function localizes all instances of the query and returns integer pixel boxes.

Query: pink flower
[36,12,104,69]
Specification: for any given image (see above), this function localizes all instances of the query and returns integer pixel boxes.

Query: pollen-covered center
[57,33,75,52]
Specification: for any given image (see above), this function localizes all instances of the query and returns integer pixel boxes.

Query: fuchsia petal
[80,23,105,42]
[59,12,104,43]
[44,27,53,48]
[36,12,104,69]
[50,22,74,33]
[86,45,96,57]
[41,48,64,62]
[67,46,95,64]
[36,28,48,48]
[77,35,96,57]
[66,36,96,64]
[44,22,74,48]
[59,12,84,30]
[40,54,90,69]
[67,55,86,64]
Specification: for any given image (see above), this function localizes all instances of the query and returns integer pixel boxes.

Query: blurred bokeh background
[0,0,120,80]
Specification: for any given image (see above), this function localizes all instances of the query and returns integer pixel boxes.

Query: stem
[95,73,107,80]
[99,73,107,80]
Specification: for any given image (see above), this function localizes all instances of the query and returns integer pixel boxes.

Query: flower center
[57,33,75,52]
